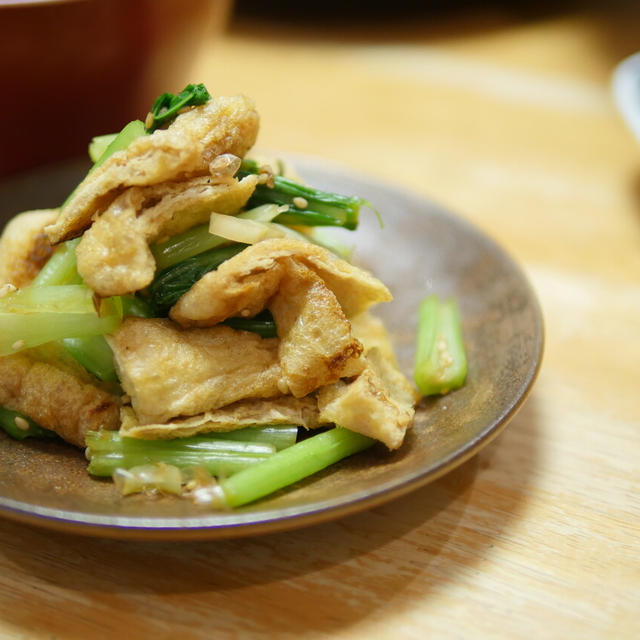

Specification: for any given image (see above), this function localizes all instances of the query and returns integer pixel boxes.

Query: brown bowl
[0,0,231,176]
[0,155,544,539]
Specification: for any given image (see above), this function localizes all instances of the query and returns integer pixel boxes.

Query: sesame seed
[14,416,30,431]
[293,197,308,209]
[144,112,154,129]
[277,379,290,394]
[11,339,25,351]
[0,283,17,298]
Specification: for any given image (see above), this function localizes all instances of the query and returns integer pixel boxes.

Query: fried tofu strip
[170,238,390,397]
[0,350,120,446]
[120,396,320,440]
[317,313,420,449]
[170,238,392,325]
[0,210,57,288]
[317,347,419,450]
[45,95,259,244]
[75,174,258,296]
[108,318,284,425]
[269,259,364,396]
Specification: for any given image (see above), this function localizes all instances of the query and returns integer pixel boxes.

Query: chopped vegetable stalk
[62,335,118,382]
[209,213,288,245]
[88,133,118,163]
[60,120,146,210]
[201,424,298,451]
[0,284,95,314]
[85,430,277,456]
[0,407,57,440]
[147,243,247,313]
[239,159,380,230]
[413,294,467,395]
[87,447,274,477]
[0,296,122,356]
[151,204,287,271]
[145,83,211,133]
[219,427,376,508]
[85,426,300,478]
[113,463,183,495]
[92,120,146,171]
[30,238,81,287]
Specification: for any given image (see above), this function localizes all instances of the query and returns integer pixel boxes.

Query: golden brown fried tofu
[120,396,320,440]
[170,237,392,325]
[269,259,364,397]
[108,318,284,425]
[0,348,120,446]
[170,238,390,398]
[75,191,154,296]
[45,95,259,244]
[316,313,420,449]
[0,210,57,288]
[75,174,258,296]
[317,347,418,450]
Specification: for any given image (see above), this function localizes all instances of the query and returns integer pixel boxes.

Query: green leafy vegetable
[147,243,247,313]
[413,294,467,395]
[223,310,277,338]
[145,83,211,133]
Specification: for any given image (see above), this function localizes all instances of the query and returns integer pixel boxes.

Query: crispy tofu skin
[108,318,284,425]
[0,210,57,287]
[170,237,392,326]
[75,174,259,297]
[45,95,259,245]
[270,259,364,396]
[170,239,388,397]
[0,349,120,446]
[316,313,421,449]
[120,397,321,439]
[317,347,419,450]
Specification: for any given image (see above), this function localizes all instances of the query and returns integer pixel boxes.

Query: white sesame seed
[14,416,30,431]
[292,197,308,209]
[0,283,17,298]
[144,112,154,129]
[11,339,25,351]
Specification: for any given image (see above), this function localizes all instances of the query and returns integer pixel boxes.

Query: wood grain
[0,4,638,638]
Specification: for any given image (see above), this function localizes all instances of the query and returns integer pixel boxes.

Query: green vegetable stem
[239,159,379,230]
[85,427,298,477]
[219,427,376,507]
[413,294,467,396]
[0,407,57,441]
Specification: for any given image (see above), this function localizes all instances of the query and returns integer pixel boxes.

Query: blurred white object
[613,52,640,142]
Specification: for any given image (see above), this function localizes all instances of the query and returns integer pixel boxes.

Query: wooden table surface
[1,4,638,638]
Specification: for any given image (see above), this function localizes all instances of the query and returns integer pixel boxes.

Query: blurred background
[1,0,637,175]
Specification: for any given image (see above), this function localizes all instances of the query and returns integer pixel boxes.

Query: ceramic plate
[0,156,543,539]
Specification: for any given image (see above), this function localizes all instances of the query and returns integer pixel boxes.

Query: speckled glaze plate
[0,156,543,540]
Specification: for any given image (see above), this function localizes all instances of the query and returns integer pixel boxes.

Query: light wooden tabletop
[1,4,638,638]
